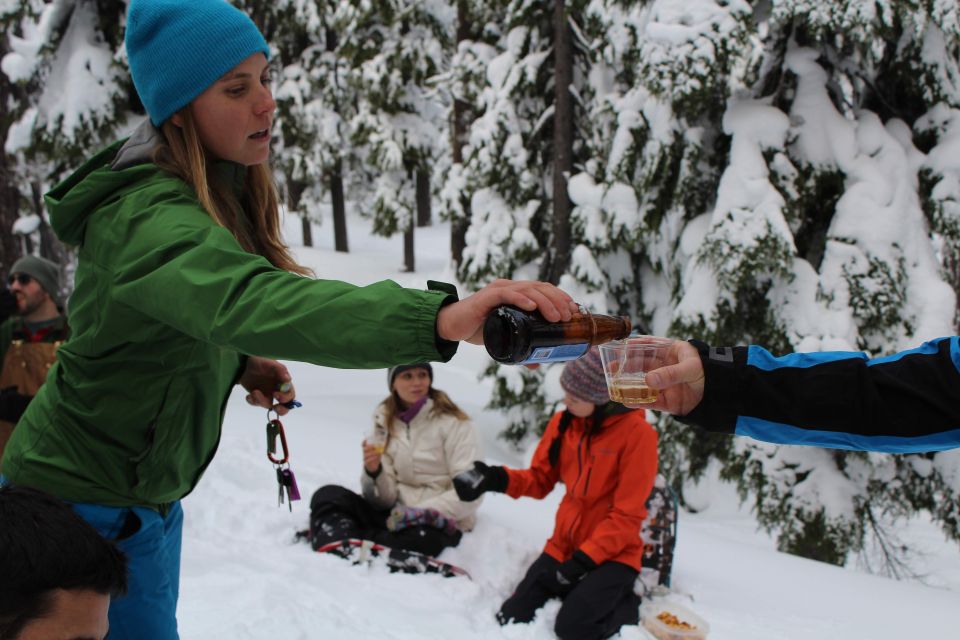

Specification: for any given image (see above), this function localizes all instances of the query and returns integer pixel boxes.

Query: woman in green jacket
[0,1,575,638]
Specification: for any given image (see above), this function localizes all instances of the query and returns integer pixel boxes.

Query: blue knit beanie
[126,0,271,125]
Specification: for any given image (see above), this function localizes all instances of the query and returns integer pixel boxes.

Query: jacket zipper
[567,427,589,543]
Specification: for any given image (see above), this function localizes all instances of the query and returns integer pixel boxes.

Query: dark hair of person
[548,402,633,468]
[0,485,128,640]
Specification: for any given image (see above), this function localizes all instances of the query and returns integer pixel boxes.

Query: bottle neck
[590,314,631,344]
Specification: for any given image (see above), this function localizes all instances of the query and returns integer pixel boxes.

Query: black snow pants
[308,484,461,557]
[497,552,641,640]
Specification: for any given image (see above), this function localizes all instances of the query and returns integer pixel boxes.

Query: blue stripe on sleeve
[746,346,868,371]
[747,337,958,372]
[868,337,951,366]
[735,416,960,453]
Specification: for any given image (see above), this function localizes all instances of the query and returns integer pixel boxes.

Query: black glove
[453,461,508,502]
[542,550,597,594]
[0,386,32,423]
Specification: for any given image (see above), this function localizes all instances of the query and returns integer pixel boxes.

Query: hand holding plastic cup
[598,336,675,407]
[366,424,387,454]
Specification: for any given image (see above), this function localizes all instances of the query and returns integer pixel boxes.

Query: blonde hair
[380,388,470,442]
[154,109,312,276]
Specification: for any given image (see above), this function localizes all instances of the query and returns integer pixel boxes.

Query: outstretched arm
[436,279,578,344]
[646,337,960,453]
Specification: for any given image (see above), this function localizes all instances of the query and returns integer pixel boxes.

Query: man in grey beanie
[0,254,69,467]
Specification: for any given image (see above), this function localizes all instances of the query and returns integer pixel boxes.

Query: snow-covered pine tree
[553,0,960,568]
[1,0,130,269]
[455,0,603,447]
[347,0,453,272]
[456,2,552,287]
[244,0,359,252]
[436,0,506,267]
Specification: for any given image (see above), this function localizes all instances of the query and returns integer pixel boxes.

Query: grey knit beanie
[387,363,433,390]
[559,347,610,405]
[10,255,61,305]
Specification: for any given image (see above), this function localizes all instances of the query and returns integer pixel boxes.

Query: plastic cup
[367,425,387,454]
[598,336,674,407]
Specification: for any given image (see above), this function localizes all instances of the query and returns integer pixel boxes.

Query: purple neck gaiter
[398,396,428,424]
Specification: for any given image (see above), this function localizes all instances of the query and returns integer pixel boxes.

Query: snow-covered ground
[177,213,959,639]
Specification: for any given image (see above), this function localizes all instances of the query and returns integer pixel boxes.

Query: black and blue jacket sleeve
[678,337,960,453]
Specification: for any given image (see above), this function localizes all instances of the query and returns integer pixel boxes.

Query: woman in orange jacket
[455,347,658,639]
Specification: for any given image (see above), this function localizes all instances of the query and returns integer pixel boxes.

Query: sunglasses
[7,273,32,286]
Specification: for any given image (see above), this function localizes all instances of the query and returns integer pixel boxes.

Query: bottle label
[520,343,590,364]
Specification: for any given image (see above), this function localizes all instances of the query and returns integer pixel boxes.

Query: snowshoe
[315,538,470,579]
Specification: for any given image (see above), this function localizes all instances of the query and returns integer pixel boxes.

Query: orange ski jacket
[504,408,658,570]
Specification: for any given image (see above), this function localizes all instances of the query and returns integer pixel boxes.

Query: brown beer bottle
[483,305,631,364]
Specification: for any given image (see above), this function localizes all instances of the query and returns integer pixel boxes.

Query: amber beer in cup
[599,337,674,406]
[367,424,387,454]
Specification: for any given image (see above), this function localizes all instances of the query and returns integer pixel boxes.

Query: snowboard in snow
[315,538,470,579]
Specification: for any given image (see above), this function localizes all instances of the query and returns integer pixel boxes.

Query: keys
[265,411,299,510]
[276,466,301,511]
[266,420,280,456]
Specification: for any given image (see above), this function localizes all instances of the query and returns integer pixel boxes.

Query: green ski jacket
[2,122,457,509]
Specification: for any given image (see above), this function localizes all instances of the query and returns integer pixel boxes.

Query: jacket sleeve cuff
[676,340,746,434]
[572,549,598,571]
[232,354,249,386]
[480,464,507,493]
[427,280,459,361]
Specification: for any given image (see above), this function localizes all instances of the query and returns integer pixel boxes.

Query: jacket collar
[111,119,247,197]
[569,403,639,432]
[111,119,162,171]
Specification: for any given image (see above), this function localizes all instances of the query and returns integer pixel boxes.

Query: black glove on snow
[453,461,508,501]
[543,550,597,594]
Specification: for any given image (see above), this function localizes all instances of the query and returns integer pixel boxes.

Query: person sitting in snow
[309,363,482,557]
[455,347,658,640]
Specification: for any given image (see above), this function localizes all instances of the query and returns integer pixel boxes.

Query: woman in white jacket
[309,363,482,556]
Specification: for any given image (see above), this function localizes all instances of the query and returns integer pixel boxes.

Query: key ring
[266,417,290,465]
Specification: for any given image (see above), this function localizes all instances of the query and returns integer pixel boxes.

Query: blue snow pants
[70,501,184,640]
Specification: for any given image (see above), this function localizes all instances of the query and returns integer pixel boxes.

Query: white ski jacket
[361,397,482,530]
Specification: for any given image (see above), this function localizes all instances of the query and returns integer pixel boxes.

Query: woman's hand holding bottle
[436,279,579,345]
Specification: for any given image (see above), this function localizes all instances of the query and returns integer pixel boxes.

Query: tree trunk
[415,168,431,227]
[330,158,348,253]
[547,0,573,285]
[300,215,313,248]
[287,180,313,248]
[0,36,23,274]
[403,225,414,272]
[323,29,349,254]
[29,181,68,266]
[450,0,471,268]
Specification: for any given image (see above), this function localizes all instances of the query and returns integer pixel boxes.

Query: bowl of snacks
[640,600,709,640]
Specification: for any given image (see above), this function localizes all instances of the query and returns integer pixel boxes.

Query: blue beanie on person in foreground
[125,0,271,126]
